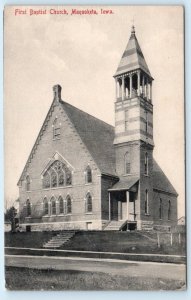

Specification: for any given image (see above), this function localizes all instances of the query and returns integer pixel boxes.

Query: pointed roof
[152,160,178,196]
[114,26,152,78]
[60,100,116,176]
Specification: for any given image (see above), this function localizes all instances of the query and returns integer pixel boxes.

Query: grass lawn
[5,266,185,291]
[5,231,186,255]
[62,231,186,255]
[5,231,57,249]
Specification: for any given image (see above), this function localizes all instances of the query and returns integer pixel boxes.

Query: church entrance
[109,189,137,223]
[110,190,127,221]
[118,199,127,220]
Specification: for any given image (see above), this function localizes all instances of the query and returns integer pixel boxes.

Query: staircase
[43,230,75,249]
[104,220,127,231]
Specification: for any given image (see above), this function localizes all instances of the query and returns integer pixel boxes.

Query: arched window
[53,118,61,139]
[51,170,57,188]
[42,160,72,189]
[43,171,50,189]
[58,196,64,214]
[159,198,163,219]
[124,76,130,98]
[168,200,171,220]
[66,196,72,214]
[144,153,149,175]
[26,175,30,191]
[85,166,92,183]
[86,193,92,213]
[26,199,31,217]
[145,190,149,214]
[124,152,130,174]
[117,78,122,98]
[43,197,49,215]
[50,197,56,215]
[132,73,138,96]
[145,110,148,133]
[66,168,72,185]
[58,170,65,187]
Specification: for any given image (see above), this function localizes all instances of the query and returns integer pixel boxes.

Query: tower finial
[131,17,135,35]
[131,25,135,34]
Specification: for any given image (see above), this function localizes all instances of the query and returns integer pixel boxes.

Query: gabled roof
[114,26,152,78]
[108,176,139,191]
[153,160,178,196]
[60,100,116,176]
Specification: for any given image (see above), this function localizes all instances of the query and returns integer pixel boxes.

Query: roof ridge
[153,159,178,196]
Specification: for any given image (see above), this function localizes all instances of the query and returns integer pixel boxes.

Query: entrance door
[86,222,92,230]
[118,201,127,220]
[122,201,127,220]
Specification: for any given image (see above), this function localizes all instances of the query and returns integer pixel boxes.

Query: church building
[18,26,178,231]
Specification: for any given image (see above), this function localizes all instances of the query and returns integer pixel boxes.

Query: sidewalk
[5,246,186,264]
[5,254,186,282]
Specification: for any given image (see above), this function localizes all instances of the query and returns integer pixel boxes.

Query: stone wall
[20,220,103,231]
[152,190,177,226]
[114,141,140,176]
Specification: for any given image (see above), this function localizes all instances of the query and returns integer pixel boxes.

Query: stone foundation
[153,224,171,232]
[137,220,154,231]
[20,220,103,232]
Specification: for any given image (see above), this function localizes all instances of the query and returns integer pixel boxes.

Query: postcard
[4,5,185,290]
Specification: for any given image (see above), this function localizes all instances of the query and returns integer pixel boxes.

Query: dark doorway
[128,222,137,231]
[26,225,31,232]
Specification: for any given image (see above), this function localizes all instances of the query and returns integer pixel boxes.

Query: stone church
[18,26,178,231]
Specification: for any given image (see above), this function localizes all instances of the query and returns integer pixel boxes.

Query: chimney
[53,84,62,102]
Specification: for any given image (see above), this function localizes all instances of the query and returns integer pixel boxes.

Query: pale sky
[4,5,184,217]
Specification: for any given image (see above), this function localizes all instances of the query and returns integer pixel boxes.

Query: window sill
[85,212,93,215]
[43,185,72,191]
[145,214,150,216]
[25,216,31,219]
[85,183,92,186]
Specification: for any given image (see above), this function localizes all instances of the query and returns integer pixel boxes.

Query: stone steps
[141,221,154,231]
[104,220,126,231]
[43,230,75,249]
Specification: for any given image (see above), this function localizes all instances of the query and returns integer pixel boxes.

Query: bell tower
[113,26,154,230]
[114,25,154,148]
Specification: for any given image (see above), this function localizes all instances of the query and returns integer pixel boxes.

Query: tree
[4,206,18,232]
